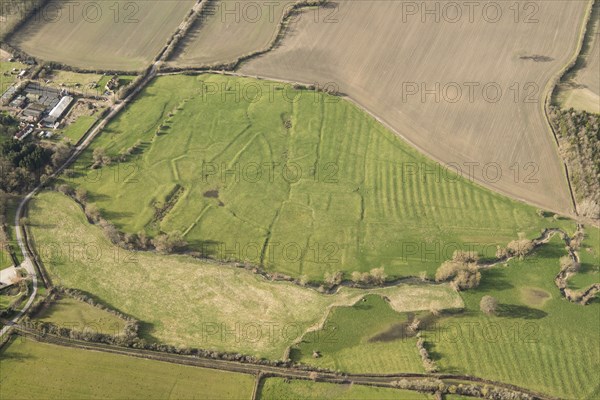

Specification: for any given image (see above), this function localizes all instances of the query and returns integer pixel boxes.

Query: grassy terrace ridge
[0,338,254,400]
[67,74,576,281]
[258,378,432,399]
[422,234,600,400]
[28,191,462,359]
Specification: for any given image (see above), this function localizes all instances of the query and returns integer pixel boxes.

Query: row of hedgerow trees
[548,106,599,219]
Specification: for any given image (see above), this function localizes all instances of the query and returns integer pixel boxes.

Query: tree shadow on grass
[478,269,514,291]
[497,304,547,319]
[137,320,161,344]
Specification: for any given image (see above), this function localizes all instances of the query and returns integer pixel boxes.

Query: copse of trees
[435,258,481,291]
[496,234,535,260]
[0,139,55,193]
[548,106,599,219]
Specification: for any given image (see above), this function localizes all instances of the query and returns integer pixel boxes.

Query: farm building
[21,103,45,122]
[24,84,63,108]
[14,125,34,141]
[1,85,18,105]
[41,95,74,127]
[8,95,26,109]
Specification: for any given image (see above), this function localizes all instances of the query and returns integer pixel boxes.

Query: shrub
[323,271,343,288]
[480,295,498,315]
[85,204,101,222]
[152,231,187,253]
[369,267,387,285]
[559,255,580,273]
[506,238,534,259]
[451,250,479,263]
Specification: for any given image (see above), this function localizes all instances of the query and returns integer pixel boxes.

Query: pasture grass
[0,61,25,93]
[258,378,432,399]
[67,74,576,281]
[60,115,97,144]
[28,191,461,359]
[421,234,600,399]
[0,338,254,400]
[34,297,125,335]
[290,294,424,374]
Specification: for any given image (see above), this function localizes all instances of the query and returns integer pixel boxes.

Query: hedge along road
[0,0,210,338]
[12,325,558,400]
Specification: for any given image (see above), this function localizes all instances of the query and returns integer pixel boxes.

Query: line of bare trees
[548,106,599,220]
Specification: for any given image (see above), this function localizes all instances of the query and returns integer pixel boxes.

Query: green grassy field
[67,74,576,281]
[28,191,461,359]
[258,378,432,400]
[59,115,97,144]
[421,234,600,399]
[35,297,125,335]
[291,294,424,374]
[0,61,25,93]
[0,286,24,309]
[0,338,254,400]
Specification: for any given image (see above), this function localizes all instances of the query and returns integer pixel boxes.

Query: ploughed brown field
[240,0,590,215]
[9,0,196,70]
[170,0,300,67]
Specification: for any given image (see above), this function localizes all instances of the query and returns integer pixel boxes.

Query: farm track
[8,325,558,400]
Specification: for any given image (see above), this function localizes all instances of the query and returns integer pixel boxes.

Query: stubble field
[170,0,300,68]
[9,0,195,70]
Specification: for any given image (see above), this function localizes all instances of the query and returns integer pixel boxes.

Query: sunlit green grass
[67,74,575,280]
[0,338,254,400]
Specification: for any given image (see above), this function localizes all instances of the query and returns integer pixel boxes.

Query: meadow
[34,297,125,335]
[28,191,461,359]
[421,234,600,400]
[258,378,432,400]
[0,61,25,93]
[9,0,195,70]
[290,294,425,374]
[240,0,590,215]
[59,115,97,144]
[0,338,254,399]
[68,74,576,280]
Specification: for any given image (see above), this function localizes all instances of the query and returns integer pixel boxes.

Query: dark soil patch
[520,55,554,62]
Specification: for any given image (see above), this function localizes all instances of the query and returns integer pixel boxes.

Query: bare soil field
[170,0,301,68]
[240,0,590,215]
[555,3,599,113]
[8,0,195,70]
